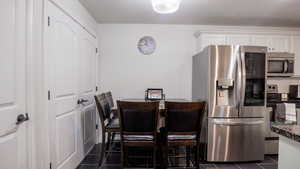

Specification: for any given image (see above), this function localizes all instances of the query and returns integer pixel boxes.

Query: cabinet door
[200,34,227,50]
[227,34,252,46]
[292,36,300,76]
[45,2,81,169]
[270,36,291,52]
[252,35,271,48]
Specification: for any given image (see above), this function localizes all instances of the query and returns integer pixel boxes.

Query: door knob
[16,113,29,125]
[77,99,89,105]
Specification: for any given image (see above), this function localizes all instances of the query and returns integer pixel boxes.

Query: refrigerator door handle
[240,50,246,109]
[212,119,264,126]
[236,49,242,109]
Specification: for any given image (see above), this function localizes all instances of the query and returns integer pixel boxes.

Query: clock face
[137,36,156,55]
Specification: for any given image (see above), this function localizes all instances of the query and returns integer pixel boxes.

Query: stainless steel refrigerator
[192,45,267,162]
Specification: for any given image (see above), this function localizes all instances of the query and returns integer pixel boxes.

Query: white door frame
[26,0,51,169]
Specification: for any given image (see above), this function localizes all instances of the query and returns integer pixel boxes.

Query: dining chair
[104,91,114,108]
[117,101,160,169]
[165,101,206,169]
[104,91,118,119]
[94,94,120,166]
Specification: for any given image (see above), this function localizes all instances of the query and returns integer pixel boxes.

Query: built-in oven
[267,52,295,77]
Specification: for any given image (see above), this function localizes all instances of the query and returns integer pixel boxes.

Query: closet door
[0,0,28,169]
[45,2,80,169]
[78,30,97,155]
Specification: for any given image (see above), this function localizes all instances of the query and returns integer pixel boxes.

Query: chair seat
[106,118,120,130]
[123,135,154,141]
[168,135,196,140]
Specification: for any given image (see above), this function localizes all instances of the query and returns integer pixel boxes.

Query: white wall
[97,24,196,100]
[97,24,300,101]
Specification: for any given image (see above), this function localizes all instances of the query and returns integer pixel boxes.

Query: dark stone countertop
[271,124,300,143]
[267,100,300,108]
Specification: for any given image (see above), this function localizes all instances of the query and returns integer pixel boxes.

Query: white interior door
[46,2,81,169]
[0,0,28,169]
[78,30,97,155]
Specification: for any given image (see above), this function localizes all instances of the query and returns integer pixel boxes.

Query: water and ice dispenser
[216,79,234,106]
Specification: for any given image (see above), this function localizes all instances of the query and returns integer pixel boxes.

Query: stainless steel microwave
[267,52,295,77]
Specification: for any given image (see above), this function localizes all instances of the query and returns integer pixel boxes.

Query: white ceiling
[79,0,300,27]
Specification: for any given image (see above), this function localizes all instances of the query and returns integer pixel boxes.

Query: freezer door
[239,106,266,118]
[207,118,265,162]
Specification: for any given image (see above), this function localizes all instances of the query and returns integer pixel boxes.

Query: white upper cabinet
[291,36,300,76]
[227,34,252,46]
[198,33,292,53]
[269,36,291,52]
[251,35,271,48]
[198,34,227,51]
[251,35,291,52]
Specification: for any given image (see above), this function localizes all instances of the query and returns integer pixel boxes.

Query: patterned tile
[100,165,121,169]
[238,163,263,169]
[77,165,99,169]
[89,144,103,155]
[105,154,121,164]
[77,144,279,169]
[81,154,100,165]
[268,155,278,162]
[199,164,217,169]
[260,164,278,169]
[214,164,240,169]
[259,156,277,165]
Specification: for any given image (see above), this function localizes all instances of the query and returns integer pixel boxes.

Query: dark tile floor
[77,143,278,169]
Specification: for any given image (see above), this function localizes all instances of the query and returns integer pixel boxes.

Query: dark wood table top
[119,98,190,102]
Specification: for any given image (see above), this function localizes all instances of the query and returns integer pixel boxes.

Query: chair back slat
[95,95,107,126]
[105,91,114,108]
[117,101,159,134]
[97,93,111,119]
[165,102,206,133]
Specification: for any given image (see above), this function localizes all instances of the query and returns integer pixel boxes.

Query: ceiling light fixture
[152,0,182,14]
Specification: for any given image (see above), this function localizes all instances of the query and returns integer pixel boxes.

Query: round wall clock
[137,36,156,55]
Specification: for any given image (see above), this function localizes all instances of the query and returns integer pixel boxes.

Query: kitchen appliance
[267,52,295,77]
[267,84,278,94]
[192,45,266,162]
[275,103,297,123]
[289,85,300,99]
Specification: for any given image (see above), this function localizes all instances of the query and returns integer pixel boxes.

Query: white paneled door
[0,0,28,169]
[46,1,98,169]
[46,2,81,169]
[78,30,97,156]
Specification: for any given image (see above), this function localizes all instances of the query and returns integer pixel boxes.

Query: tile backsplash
[267,77,300,94]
